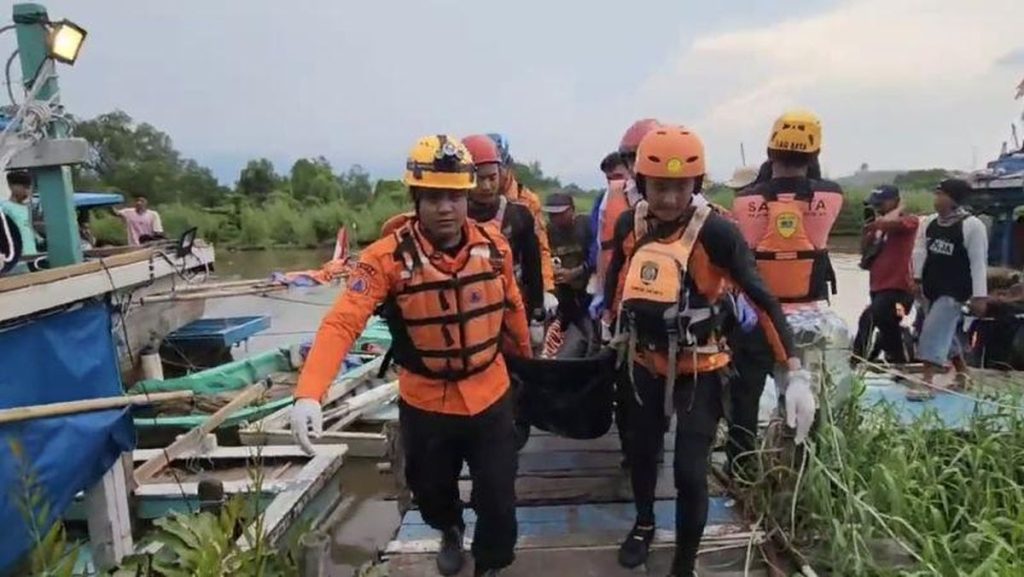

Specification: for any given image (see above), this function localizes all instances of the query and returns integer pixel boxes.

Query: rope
[852,354,1024,413]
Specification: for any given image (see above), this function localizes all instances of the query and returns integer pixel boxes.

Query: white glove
[290,398,323,455]
[529,321,545,348]
[543,292,559,317]
[784,369,816,445]
[600,319,613,344]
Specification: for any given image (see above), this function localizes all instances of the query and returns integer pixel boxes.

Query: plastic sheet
[0,302,134,573]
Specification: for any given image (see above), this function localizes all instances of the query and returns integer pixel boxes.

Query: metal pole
[13,3,82,266]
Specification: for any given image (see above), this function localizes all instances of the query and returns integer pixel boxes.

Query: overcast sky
[10,0,1024,188]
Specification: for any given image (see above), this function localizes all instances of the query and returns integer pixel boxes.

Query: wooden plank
[323,382,398,432]
[519,429,677,454]
[84,457,133,570]
[252,356,384,431]
[387,546,770,577]
[391,499,742,543]
[455,468,678,505]
[0,246,214,322]
[131,445,313,462]
[136,479,295,496]
[0,390,193,424]
[239,428,387,458]
[247,445,349,547]
[134,383,267,483]
[0,259,103,291]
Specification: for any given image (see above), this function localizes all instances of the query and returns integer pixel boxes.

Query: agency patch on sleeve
[349,277,368,294]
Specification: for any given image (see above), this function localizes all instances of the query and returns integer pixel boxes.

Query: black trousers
[725,329,774,478]
[852,290,914,364]
[399,393,518,571]
[626,364,723,574]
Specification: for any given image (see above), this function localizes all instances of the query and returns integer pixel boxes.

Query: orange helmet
[634,125,706,179]
[462,134,501,165]
[618,118,661,154]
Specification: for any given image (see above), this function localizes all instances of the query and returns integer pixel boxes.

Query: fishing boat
[127,316,393,446]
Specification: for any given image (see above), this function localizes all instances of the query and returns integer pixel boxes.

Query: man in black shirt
[911,179,989,398]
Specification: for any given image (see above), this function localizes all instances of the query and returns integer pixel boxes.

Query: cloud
[633,0,1024,179]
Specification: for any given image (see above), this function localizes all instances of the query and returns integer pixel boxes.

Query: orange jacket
[502,174,555,292]
[297,219,532,416]
[597,180,630,285]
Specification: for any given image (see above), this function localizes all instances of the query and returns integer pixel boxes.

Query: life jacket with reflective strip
[734,179,842,304]
[380,223,509,382]
[617,204,729,416]
[597,180,630,283]
[751,196,835,303]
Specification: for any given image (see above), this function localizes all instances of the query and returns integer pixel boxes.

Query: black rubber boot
[617,524,655,568]
[436,526,465,576]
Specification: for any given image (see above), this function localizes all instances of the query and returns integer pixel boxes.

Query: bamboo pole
[0,391,194,425]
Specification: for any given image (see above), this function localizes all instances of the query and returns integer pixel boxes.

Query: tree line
[74,111,593,248]
[73,111,952,248]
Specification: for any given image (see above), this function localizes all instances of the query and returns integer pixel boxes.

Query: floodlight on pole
[47,19,85,65]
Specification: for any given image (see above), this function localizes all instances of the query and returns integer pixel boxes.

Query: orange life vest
[751,197,834,303]
[733,179,842,304]
[618,205,730,415]
[381,222,508,382]
[597,179,630,282]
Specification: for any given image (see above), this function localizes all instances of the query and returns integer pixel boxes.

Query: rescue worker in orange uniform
[291,135,532,577]
[463,134,548,347]
[487,133,559,317]
[604,126,809,576]
[726,110,844,478]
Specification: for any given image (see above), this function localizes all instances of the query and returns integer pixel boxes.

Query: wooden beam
[323,381,398,432]
[0,390,194,424]
[239,428,387,458]
[247,446,348,547]
[0,246,214,322]
[134,383,267,483]
[252,356,384,431]
[131,445,313,462]
[84,456,134,570]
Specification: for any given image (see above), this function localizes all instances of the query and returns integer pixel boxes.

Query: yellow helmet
[768,109,822,154]
[402,134,476,190]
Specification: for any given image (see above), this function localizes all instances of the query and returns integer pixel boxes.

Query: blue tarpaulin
[0,301,135,574]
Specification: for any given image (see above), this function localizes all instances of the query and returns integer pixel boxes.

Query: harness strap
[665,334,678,418]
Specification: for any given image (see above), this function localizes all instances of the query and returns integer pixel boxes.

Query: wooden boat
[128,317,394,447]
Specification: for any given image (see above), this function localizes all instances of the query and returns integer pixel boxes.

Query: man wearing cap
[544,192,594,326]
[910,178,989,399]
[852,185,919,365]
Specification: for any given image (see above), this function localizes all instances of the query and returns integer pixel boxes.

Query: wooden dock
[382,425,771,576]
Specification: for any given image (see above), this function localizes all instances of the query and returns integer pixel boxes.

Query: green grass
[742,375,1024,576]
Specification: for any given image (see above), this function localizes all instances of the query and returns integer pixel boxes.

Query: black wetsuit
[470,200,545,318]
[603,207,796,574]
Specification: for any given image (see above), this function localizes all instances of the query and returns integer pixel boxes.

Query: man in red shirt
[852,185,919,364]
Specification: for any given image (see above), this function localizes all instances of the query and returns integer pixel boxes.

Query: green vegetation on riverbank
[77,111,948,249]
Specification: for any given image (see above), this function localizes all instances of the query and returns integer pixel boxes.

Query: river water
[206,245,870,576]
